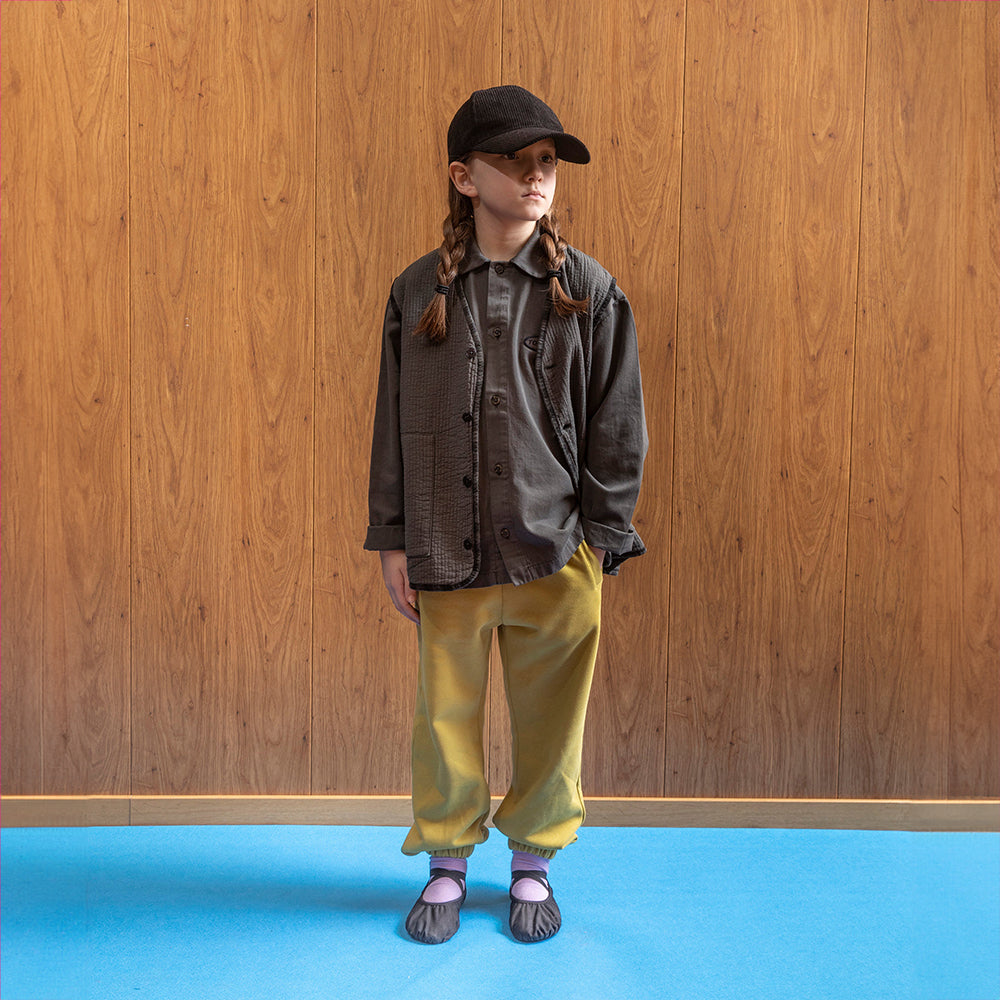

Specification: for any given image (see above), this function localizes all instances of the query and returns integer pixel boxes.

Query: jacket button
[462,412,472,422]
[500,527,511,539]
[490,394,502,406]
[466,348,476,359]
[463,476,473,488]
[493,463,504,476]
[463,538,473,550]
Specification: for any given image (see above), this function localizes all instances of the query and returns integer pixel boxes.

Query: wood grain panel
[666,0,866,797]
[949,7,1000,799]
[841,0,1000,799]
[499,0,684,798]
[2,0,995,805]
[1,3,46,793]
[130,0,315,793]
[488,635,511,795]
[313,0,500,793]
[1,0,130,794]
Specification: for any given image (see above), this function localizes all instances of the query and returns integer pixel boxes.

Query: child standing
[365,85,647,944]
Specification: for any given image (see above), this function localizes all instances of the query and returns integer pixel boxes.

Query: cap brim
[474,127,591,164]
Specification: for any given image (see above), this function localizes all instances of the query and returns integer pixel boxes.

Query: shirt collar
[458,226,548,279]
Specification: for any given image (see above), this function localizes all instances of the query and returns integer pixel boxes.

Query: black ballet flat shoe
[405,869,467,944]
[508,870,562,943]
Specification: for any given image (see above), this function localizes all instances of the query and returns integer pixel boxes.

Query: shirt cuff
[364,524,406,551]
[581,519,646,576]
[581,518,635,553]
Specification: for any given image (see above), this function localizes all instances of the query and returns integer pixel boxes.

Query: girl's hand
[589,545,606,570]
[379,549,420,624]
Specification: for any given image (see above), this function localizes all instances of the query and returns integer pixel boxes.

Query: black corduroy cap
[447,85,590,164]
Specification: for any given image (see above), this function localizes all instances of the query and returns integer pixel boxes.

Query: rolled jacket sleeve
[364,292,406,551]
[579,288,648,570]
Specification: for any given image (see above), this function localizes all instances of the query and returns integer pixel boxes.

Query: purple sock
[511,851,550,901]
[422,856,466,903]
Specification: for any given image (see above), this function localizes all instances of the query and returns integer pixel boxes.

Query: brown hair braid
[412,183,475,343]
[538,211,589,317]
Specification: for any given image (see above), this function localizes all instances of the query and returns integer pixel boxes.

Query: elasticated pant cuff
[429,846,475,859]
[508,840,558,860]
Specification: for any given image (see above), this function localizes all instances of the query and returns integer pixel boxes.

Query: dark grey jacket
[364,244,647,591]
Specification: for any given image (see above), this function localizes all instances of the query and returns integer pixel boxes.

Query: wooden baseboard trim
[2,795,997,831]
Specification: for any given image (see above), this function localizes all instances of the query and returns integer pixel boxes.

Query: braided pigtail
[412,184,475,343]
[538,212,589,317]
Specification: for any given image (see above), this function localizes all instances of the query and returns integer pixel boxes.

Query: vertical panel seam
[41,13,50,798]
[499,0,504,83]
[310,0,318,795]
[488,0,504,789]
[127,0,134,799]
[838,0,873,801]
[663,0,690,798]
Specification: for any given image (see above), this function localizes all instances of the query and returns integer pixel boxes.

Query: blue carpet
[1,825,997,1000]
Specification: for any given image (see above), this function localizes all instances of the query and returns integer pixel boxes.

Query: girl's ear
[449,160,477,199]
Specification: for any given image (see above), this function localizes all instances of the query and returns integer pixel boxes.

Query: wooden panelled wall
[2,0,997,802]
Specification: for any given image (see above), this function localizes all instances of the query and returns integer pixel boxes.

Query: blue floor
[1,825,997,1000]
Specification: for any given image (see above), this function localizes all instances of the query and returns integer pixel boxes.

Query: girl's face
[449,139,558,232]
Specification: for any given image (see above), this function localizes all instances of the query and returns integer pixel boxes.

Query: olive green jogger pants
[402,542,603,860]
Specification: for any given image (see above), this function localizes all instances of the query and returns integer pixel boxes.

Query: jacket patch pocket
[401,432,435,558]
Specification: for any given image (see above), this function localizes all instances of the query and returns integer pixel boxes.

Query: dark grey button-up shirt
[461,232,583,586]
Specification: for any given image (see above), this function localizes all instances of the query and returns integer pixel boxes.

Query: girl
[365,85,647,944]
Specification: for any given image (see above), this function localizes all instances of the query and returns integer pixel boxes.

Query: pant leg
[401,584,502,857]
[492,543,603,857]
